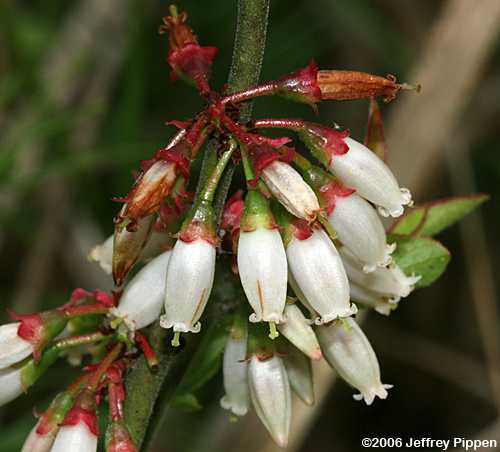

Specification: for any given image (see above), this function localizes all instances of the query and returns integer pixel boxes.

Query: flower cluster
[1,5,427,451]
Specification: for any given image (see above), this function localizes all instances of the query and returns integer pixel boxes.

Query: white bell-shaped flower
[248,355,291,448]
[50,422,97,452]
[0,322,33,369]
[0,366,24,407]
[287,228,356,324]
[262,161,320,222]
[328,192,394,272]
[350,282,397,316]
[22,421,57,452]
[161,238,216,334]
[220,322,249,416]
[317,318,392,405]
[114,250,172,330]
[238,228,288,329]
[278,304,322,360]
[283,346,315,406]
[340,248,420,301]
[328,137,412,217]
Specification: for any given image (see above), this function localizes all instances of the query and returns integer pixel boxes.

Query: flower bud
[262,161,320,222]
[160,238,216,335]
[113,250,172,330]
[340,248,420,301]
[286,228,356,324]
[278,304,322,360]
[0,322,34,369]
[317,70,410,102]
[0,367,23,407]
[283,345,314,406]
[248,354,291,448]
[220,318,249,416]
[112,215,155,286]
[22,421,57,452]
[317,318,392,405]
[327,191,394,272]
[350,282,396,316]
[116,159,178,227]
[331,137,412,217]
[106,421,137,452]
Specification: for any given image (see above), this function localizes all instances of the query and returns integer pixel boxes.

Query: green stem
[120,2,271,450]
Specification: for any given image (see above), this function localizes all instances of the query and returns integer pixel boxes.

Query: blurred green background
[1,0,500,451]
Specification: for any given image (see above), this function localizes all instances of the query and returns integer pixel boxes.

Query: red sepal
[167,119,193,130]
[319,180,356,215]
[62,406,99,436]
[221,190,244,236]
[179,221,218,246]
[290,218,313,241]
[154,148,190,178]
[249,144,296,183]
[276,61,322,105]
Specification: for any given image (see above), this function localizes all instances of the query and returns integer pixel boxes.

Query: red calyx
[305,123,350,162]
[319,180,356,215]
[62,406,99,436]
[179,221,218,246]
[221,190,244,238]
[168,44,218,93]
[154,147,190,178]
[249,144,296,183]
[291,218,314,241]
[276,61,322,105]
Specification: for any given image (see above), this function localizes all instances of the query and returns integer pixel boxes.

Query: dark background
[1,1,500,451]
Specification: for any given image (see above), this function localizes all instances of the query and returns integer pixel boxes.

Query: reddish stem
[251,118,306,130]
[220,81,277,105]
[88,343,124,392]
[135,332,159,370]
[54,331,109,351]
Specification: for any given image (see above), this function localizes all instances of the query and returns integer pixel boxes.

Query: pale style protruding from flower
[278,304,322,360]
[340,248,420,301]
[220,321,249,416]
[161,238,216,334]
[283,346,315,406]
[0,366,24,407]
[0,322,33,369]
[317,318,392,405]
[328,192,395,272]
[238,228,288,327]
[21,421,57,452]
[262,161,320,222]
[113,250,172,330]
[350,282,397,316]
[328,137,412,217]
[287,229,356,324]
[50,422,97,452]
[248,355,291,448]
[88,235,113,275]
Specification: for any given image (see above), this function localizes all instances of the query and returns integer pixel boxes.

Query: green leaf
[170,393,203,412]
[390,235,451,288]
[390,194,488,236]
[172,317,230,400]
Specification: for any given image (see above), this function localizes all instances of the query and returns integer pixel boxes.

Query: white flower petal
[0,323,33,369]
[22,421,57,452]
[220,325,249,416]
[317,318,391,405]
[238,228,287,324]
[115,250,172,329]
[50,423,97,452]
[349,282,396,316]
[262,161,319,221]
[340,248,420,300]
[248,355,291,447]
[0,367,24,407]
[161,239,215,333]
[283,346,315,406]
[328,193,394,271]
[87,235,113,275]
[287,229,356,324]
[329,138,412,218]
[278,304,322,360]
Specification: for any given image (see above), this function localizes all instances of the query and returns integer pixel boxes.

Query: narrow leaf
[170,393,203,412]
[390,194,489,237]
[364,98,388,162]
[390,235,450,288]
